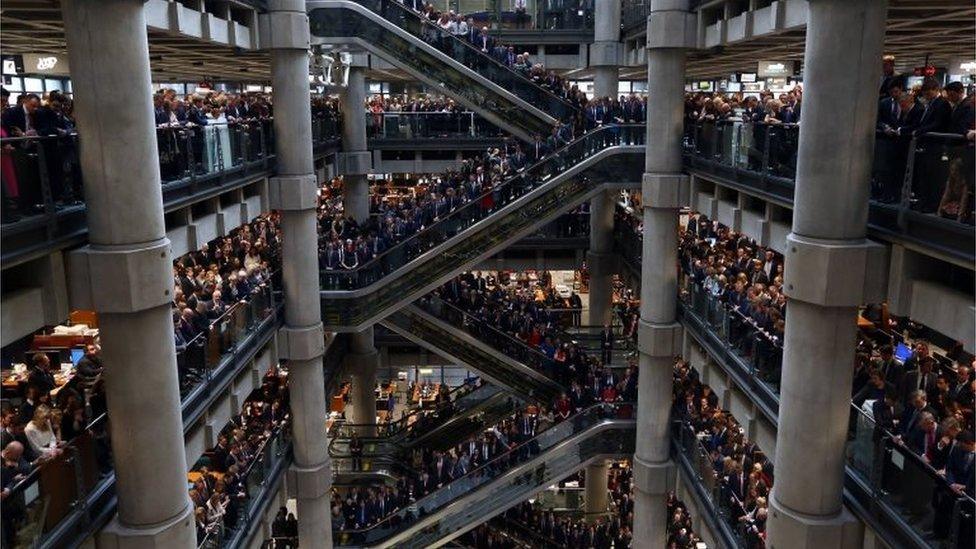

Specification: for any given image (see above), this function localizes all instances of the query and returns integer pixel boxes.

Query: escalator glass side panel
[310,0,577,124]
[384,308,564,402]
[309,3,552,139]
[320,126,645,330]
[332,404,635,547]
[404,391,519,451]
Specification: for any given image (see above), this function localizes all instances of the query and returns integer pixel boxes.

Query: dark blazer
[915,96,952,135]
[949,100,974,135]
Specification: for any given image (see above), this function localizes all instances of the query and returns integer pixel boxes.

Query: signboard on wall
[757,61,795,78]
[22,54,70,76]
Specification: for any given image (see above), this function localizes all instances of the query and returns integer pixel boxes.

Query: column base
[98,501,195,549]
[287,460,332,500]
[631,457,674,549]
[766,493,864,549]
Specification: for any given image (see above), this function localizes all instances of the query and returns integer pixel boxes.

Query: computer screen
[70,348,85,366]
[894,343,912,362]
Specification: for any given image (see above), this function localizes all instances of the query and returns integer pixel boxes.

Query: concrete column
[340,65,370,221]
[588,191,615,329]
[61,1,195,546]
[584,461,610,523]
[592,0,621,99]
[766,1,886,547]
[346,327,379,435]
[632,1,692,547]
[338,63,380,435]
[268,1,333,547]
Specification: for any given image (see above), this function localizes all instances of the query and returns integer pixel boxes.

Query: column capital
[646,10,697,50]
[767,492,864,549]
[98,500,195,549]
[264,7,309,50]
[586,250,617,276]
[336,151,373,175]
[68,239,173,313]
[783,233,888,307]
[632,456,676,495]
[642,172,689,209]
[278,323,326,361]
[288,460,333,500]
[269,174,318,211]
[637,320,682,358]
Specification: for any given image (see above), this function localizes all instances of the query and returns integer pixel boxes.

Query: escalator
[330,383,518,461]
[382,302,564,403]
[307,0,578,140]
[332,403,636,548]
[319,125,645,331]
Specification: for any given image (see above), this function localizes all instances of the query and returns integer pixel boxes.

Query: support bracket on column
[767,493,864,549]
[646,11,697,50]
[336,151,373,176]
[263,3,309,50]
[68,239,173,313]
[783,233,889,307]
[98,501,196,549]
[637,320,682,358]
[287,460,333,500]
[277,323,326,361]
[632,456,676,495]
[642,173,689,209]
[590,42,622,66]
[269,174,318,211]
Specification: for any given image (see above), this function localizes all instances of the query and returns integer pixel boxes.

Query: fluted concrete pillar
[268,1,333,547]
[584,461,610,523]
[339,63,379,435]
[766,1,886,547]
[592,0,621,99]
[632,1,693,547]
[61,1,195,546]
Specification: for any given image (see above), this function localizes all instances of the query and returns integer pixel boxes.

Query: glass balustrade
[320,125,645,329]
[308,0,577,136]
[366,111,500,139]
[332,403,635,547]
[846,404,975,548]
[682,120,974,260]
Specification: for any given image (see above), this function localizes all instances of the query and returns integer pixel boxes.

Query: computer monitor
[894,343,912,362]
[70,348,85,366]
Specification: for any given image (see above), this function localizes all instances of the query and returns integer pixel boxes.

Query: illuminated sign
[757,61,795,78]
[22,54,71,76]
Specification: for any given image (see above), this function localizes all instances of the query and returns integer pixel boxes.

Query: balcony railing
[196,423,293,549]
[682,120,975,263]
[366,111,504,140]
[1,277,283,548]
[0,116,342,263]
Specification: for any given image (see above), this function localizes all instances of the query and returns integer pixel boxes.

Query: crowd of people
[190,367,291,543]
[172,214,280,391]
[678,211,787,368]
[316,128,578,276]
[424,270,639,396]
[673,358,772,547]
[364,93,501,138]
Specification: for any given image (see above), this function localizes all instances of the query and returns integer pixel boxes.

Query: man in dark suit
[1,94,39,136]
[915,77,952,136]
[945,81,974,136]
[871,390,899,440]
[900,356,938,406]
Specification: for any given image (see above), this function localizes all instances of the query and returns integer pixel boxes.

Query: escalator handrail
[333,401,636,540]
[320,124,644,287]
[347,0,579,117]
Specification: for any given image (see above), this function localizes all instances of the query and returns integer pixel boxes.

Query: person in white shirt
[24,405,60,458]
[454,14,468,37]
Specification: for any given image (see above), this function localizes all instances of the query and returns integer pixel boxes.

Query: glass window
[7,77,22,92]
[23,77,43,92]
[65,79,72,93]
[44,79,62,93]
